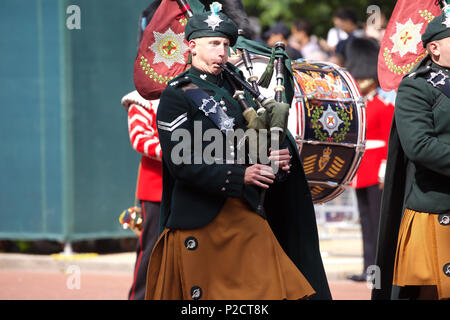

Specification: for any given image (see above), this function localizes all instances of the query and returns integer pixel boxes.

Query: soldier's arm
[395,77,450,177]
[128,103,162,161]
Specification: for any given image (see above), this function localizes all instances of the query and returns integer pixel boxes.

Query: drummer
[145,6,331,300]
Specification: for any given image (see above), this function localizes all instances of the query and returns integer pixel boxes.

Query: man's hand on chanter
[269,147,292,172]
[244,164,275,189]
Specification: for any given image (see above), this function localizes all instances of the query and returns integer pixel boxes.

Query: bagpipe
[132,0,367,204]
[220,42,292,213]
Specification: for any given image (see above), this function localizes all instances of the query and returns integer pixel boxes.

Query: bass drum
[233,54,366,204]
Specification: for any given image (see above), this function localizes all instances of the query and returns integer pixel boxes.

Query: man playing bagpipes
[127,0,256,300]
[143,2,331,300]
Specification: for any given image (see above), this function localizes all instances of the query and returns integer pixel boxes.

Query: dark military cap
[422,11,450,47]
[185,3,238,46]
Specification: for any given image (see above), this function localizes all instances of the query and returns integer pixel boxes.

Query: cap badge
[442,5,450,28]
[204,2,223,31]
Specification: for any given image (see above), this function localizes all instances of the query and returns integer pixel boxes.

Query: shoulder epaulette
[407,56,432,79]
[408,65,432,79]
[121,90,151,110]
[168,75,192,88]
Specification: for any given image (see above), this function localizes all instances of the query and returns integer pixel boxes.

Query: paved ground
[0,269,370,300]
[0,270,133,300]
[0,225,372,300]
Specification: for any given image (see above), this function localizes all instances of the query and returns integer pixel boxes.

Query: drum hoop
[297,140,364,148]
[312,185,346,204]
[292,78,305,151]
[233,53,271,67]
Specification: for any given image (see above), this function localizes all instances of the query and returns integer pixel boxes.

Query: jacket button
[438,214,449,226]
[184,236,198,250]
[444,263,450,277]
[191,286,202,300]
[227,170,232,175]
[221,187,226,192]
[225,179,230,184]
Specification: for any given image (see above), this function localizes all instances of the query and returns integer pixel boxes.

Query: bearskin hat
[345,37,380,80]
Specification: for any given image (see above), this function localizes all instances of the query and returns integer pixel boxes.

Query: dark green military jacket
[372,56,450,300]
[156,64,331,300]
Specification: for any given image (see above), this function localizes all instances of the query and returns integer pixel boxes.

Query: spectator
[264,22,303,60]
[290,18,328,60]
[332,7,365,65]
[248,16,266,44]
[364,10,388,44]
[326,26,348,54]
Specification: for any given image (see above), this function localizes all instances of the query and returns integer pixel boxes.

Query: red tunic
[122,91,162,202]
[352,93,394,189]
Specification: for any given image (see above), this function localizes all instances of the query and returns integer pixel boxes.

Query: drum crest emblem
[318,147,332,172]
[311,104,351,143]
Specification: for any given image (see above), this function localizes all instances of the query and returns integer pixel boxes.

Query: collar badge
[200,97,218,116]
[427,69,448,87]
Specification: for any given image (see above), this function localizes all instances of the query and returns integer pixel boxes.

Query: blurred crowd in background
[249,7,387,65]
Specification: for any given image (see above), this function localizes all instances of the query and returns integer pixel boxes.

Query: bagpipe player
[145,6,331,300]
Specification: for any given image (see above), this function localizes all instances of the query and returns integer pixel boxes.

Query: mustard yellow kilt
[145,198,315,300]
[393,208,450,299]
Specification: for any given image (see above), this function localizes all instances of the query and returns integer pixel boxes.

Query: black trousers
[128,200,160,300]
[356,185,382,272]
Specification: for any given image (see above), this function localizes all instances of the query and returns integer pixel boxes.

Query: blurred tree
[242,0,396,38]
